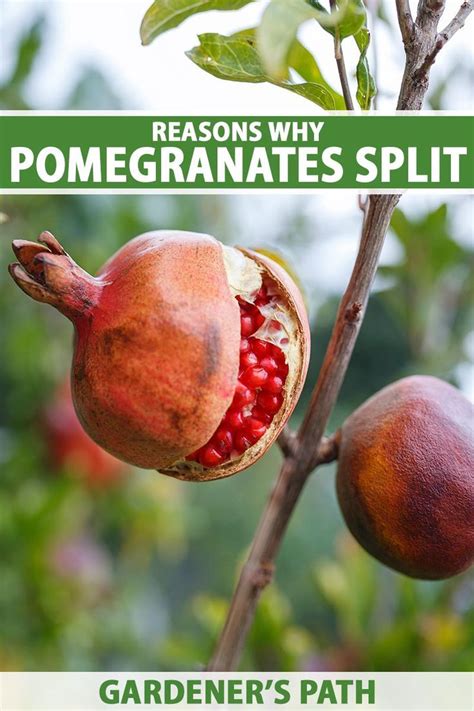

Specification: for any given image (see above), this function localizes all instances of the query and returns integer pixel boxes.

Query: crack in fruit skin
[186,283,289,468]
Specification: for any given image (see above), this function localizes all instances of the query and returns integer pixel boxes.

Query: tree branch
[439,1,473,43]
[334,41,354,111]
[416,0,446,28]
[309,431,341,470]
[397,0,447,108]
[277,426,297,458]
[413,1,472,76]
[206,0,470,673]
[207,194,399,672]
[396,0,415,45]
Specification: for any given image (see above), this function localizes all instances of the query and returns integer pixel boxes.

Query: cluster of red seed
[187,283,289,468]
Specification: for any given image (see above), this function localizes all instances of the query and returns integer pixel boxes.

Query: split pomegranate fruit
[10,230,310,481]
[337,376,474,580]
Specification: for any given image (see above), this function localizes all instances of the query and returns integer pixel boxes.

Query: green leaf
[284,81,336,109]
[187,32,337,109]
[338,0,366,38]
[355,56,375,110]
[8,18,45,87]
[140,0,254,46]
[233,28,344,108]
[354,23,370,52]
[354,27,376,110]
[257,0,326,80]
[287,39,345,109]
[257,0,364,79]
[310,0,366,39]
[186,33,266,83]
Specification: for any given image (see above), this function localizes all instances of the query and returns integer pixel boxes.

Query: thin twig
[277,426,297,458]
[397,0,447,109]
[414,1,472,76]
[309,431,341,469]
[206,0,470,673]
[396,0,416,45]
[439,1,473,42]
[280,428,339,471]
[295,195,399,472]
[329,0,354,110]
[334,40,354,110]
[358,194,369,214]
[416,0,446,27]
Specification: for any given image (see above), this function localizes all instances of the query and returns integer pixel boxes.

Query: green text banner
[0,113,472,192]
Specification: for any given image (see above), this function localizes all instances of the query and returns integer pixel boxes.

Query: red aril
[240,366,268,389]
[198,445,225,468]
[224,409,245,430]
[240,315,255,337]
[257,391,283,415]
[251,339,269,359]
[242,417,267,442]
[240,339,251,354]
[251,406,273,425]
[232,381,256,408]
[240,351,258,370]
[212,428,233,454]
[9,230,310,481]
[234,432,254,454]
[263,375,284,394]
[259,357,278,374]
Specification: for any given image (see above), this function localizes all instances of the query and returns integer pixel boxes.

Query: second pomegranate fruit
[337,376,474,579]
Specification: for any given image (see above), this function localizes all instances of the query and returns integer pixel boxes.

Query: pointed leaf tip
[140,0,255,45]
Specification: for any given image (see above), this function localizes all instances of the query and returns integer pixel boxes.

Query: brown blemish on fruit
[198,323,222,385]
[100,327,135,358]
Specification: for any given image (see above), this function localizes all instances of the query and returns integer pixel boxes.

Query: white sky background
[0,0,473,396]
[0,0,473,112]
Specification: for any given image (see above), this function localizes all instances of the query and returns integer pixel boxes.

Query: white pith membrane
[165,246,304,479]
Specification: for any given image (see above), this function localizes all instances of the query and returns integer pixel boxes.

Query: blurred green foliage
[0,14,473,673]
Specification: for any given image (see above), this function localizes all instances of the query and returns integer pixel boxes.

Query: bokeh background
[0,0,473,672]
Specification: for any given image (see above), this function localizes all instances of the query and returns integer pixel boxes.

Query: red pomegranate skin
[72,232,241,468]
[337,376,474,579]
[10,231,241,470]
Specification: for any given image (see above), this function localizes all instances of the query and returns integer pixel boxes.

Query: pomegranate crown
[9,231,101,321]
